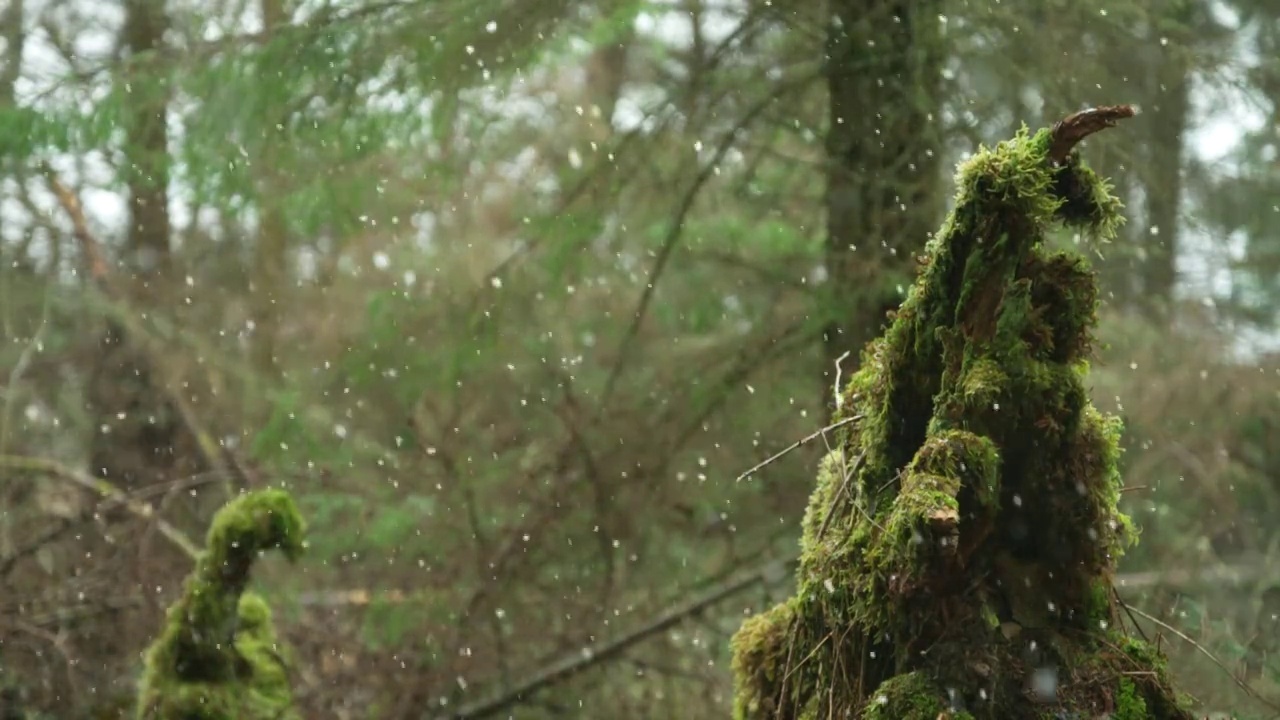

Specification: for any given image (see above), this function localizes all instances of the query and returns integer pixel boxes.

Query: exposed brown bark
[822,0,944,413]
[1047,105,1138,165]
[1064,101,1146,308]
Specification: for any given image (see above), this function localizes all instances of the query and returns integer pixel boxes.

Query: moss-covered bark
[135,489,305,720]
[731,111,1195,719]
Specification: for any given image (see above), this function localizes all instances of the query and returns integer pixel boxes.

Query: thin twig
[831,350,851,413]
[39,164,113,284]
[816,449,867,540]
[734,414,864,484]
[1122,603,1280,714]
[1111,586,1150,644]
[0,617,80,697]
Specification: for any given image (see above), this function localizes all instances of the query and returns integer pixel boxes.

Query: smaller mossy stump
[135,488,305,720]
[731,107,1196,719]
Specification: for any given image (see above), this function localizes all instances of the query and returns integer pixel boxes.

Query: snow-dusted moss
[135,488,305,720]
[731,120,1192,718]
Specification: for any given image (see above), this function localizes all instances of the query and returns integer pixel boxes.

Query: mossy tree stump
[731,108,1195,719]
[135,488,305,720]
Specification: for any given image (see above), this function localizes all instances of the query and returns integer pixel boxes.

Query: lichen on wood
[731,108,1195,719]
[135,488,305,720]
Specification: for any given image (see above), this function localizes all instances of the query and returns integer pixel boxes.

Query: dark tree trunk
[822,0,944,413]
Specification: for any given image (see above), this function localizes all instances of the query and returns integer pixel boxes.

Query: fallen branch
[0,454,200,560]
[1114,561,1278,591]
[0,472,221,578]
[286,558,1280,610]
[428,555,798,720]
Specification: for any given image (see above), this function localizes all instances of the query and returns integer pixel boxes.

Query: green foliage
[0,101,122,163]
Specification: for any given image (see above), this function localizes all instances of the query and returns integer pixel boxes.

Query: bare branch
[0,454,200,560]
[429,555,797,720]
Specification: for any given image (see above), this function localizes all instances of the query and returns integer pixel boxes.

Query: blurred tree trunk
[1090,63,1139,310]
[585,30,630,126]
[85,0,185,493]
[1136,18,1191,323]
[119,0,172,281]
[681,0,707,119]
[76,0,198,708]
[822,0,944,411]
[251,0,289,378]
[0,0,22,106]
[0,0,24,564]
[1093,151,1139,308]
[0,0,24,677]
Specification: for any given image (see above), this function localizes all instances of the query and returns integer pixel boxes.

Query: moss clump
[135,489,305,720]
[730,600,802,720]
[863,672,975,720]
[731,119,1193,718]
[1115,677,1149,720]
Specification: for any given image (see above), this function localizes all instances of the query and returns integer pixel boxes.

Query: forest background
[1,0,1279,717]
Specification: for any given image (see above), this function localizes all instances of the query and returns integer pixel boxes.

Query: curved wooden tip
[1048,104,1137,164]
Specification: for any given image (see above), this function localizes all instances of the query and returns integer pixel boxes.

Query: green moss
[1118,637,1169,676]
[730,601,794,720]
[730,117,1191,718]
[135,489,305,720]
[862,673,951,720]
[980,603,1000,629]
[1084,579,1112,629]
[1115,677,1149,719]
